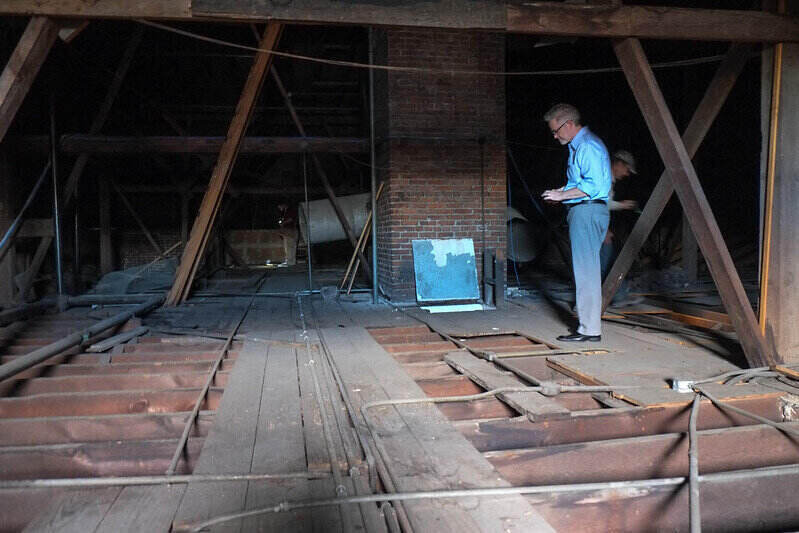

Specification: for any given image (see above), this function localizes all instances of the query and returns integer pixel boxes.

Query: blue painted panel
[412,239,480,303]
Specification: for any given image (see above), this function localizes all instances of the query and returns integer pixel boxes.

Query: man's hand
[541,189,565,203]
[618,199,638,210]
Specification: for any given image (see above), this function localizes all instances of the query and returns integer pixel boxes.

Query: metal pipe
[688,394,702,533]
[694,385,799,438]
[165,276,266,475]
[369,27,378,304]
[309,300,415,531]
[73,169,80,292]
[297,294,355,532]
[176,464,799,533]
[0,160,51,264]
[49,93,64,295]
[0,295,164,382]
[303,152,313,291]
[190,289,372,298]
[0,298,55,328]
[0,471,330,490]
[381,502,402,533]
[67,294,160,306]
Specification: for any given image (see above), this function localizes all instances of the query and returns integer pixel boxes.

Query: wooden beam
[109,180,162,256]
[612,38,774,368]
[62,26,143,209]
[167,23,282,306]
[13,135,369,154]
[507,3,799,43]
[602,44,751,309]
[0,1,192,20]
[5,1,796,43]
[17,236,51,303]
[0,17,59,144]
[117,184,329,196]
[271,68,373,283]
[681,212,698,282]
[99,179,113,275]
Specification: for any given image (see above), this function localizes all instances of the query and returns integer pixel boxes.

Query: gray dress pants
[567,202,610,336]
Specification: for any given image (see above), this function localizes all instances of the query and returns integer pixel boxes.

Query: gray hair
[543,103,581,125]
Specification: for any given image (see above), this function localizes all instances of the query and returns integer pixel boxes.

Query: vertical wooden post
[99,179,113,275]
[762,32,799,361]
[613,38,773,367]
[682,212,698,282]
[167,23,283,305]
[271,67,373,283]
[0,17,60,144]
[0,150,16,305]
[602,44,751,309]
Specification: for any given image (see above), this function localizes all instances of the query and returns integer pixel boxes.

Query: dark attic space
[0,2,799,532]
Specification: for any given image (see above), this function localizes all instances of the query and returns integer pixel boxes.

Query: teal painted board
[412,239,480,303]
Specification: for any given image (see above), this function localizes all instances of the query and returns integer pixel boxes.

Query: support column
[762,40,799,362]
[374,29,506,302]
[99,179,113,275]
[682,212,698,282]
[0,151,16,305]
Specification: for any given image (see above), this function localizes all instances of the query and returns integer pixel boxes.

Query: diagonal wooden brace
[602,44,752,310]
[167,23,283,305]
[612,38,774,367]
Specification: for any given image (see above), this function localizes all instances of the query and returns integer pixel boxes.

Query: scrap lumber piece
[444,351,570,420]
[602,44,751,310]
[167,23,282,305]
[86,326,148,353]
[0,17,59,143]
[320,325,555,532]
[613,38,773,367]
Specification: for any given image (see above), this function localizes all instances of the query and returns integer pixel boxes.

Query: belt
[565,199,607,209]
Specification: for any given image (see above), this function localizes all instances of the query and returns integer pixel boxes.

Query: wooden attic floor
[1,270,798,532]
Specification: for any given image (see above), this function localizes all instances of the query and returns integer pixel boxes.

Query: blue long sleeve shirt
[562,126,612,205]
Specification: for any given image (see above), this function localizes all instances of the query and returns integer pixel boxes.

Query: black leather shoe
[557,333,601,342]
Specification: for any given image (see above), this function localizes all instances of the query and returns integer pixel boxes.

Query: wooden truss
[611,38,776,368]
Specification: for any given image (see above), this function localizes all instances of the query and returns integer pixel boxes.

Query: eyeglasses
[550,120,569,136]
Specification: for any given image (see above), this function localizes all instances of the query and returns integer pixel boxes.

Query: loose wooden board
[548,351,781,407]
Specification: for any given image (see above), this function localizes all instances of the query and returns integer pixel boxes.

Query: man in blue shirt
[542,103,611,341]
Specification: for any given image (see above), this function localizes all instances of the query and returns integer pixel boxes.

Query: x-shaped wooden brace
[608,39,776,367]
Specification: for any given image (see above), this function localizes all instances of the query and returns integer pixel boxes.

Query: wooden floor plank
[22,488,121,533]
[94,485,185,533]
[444,351,571,420]
[171,338,270,530]
[250,341,306,474]
[317,321,555,532]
